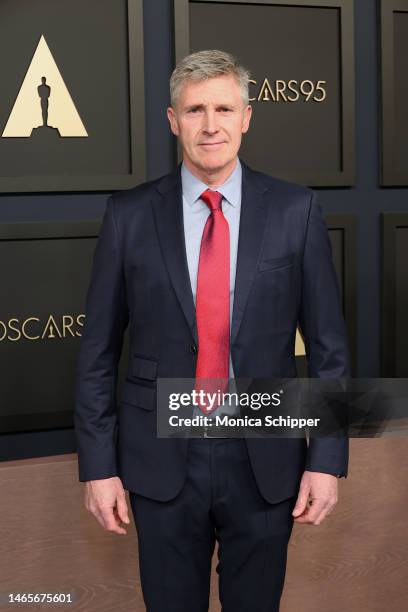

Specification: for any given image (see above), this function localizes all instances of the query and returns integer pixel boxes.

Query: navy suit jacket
[74,159,350,503]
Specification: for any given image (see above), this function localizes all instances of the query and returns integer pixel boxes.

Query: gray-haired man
[75,49,349,611]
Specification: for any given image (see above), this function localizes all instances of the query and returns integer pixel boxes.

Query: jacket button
[190,343,198,354]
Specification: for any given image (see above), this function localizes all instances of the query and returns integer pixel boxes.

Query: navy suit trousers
[129,437,297,612]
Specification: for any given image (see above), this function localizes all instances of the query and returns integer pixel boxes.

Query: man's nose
[202,109,219,134]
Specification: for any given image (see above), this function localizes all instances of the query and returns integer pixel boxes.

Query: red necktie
[195,189,230,414]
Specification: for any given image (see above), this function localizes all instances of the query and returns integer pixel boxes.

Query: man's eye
[218,108,232,112]
[188,108,201,113]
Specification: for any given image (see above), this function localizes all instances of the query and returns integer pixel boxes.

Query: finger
[116,495,130,525]
[313,503,335,526]
[84,490,91,512]
[100,507,127,535]
[87,497,125,533]
[293,496,314,522]
[86,500,100,520]
[293,503,313,523]
[295,499,325,524]
[292,484,311,517]
[113,507,129,531]
[94,508,109,530]
[304,499,326,523]
[293,505,311,523]
[313,512,328,526]
[88,504,108,530]
[306,500,330,524]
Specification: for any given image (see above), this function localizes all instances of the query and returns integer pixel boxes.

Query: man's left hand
[292,471,338,525]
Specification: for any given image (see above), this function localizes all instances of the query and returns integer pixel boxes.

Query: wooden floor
[0,439,407,611]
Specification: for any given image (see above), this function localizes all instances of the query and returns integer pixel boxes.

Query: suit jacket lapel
[151,160,269,348]
[152,165,198,344]
[231,161,269,346]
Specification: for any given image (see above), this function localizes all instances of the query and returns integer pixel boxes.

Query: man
[75,50,349,611]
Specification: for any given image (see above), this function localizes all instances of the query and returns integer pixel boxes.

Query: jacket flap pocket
[120,380,156,410]
[132,355,158,381]
[258,255,294,272]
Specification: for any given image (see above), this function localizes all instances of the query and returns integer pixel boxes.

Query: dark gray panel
[190,3,341,177]
[395,227,408,375]
[0,223,97,432]
[393,13,408,178]
[0,0,145,191]
[380,1,408,185]
[381,214,408,375]
[174,0,356,186]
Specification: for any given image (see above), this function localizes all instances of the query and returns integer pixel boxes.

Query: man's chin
[193,155,235,175]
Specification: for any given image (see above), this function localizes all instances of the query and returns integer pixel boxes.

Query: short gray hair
[170,49,251,107]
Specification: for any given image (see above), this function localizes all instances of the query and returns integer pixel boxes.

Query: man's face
[167,73,252,176]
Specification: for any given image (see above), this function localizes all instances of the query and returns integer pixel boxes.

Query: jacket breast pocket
[257,255,294,272]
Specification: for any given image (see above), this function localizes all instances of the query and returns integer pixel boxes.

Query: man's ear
[167,106,179,136]
[241,105,253,134]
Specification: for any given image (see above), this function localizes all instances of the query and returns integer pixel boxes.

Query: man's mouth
[198,141,226,147]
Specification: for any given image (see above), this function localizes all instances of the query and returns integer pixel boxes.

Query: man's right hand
[84,476,130,535]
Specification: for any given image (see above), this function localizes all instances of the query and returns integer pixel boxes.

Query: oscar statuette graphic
[2,35,87,139]
[30,76,62,139]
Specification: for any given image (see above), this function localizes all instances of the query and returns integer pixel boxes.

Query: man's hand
[84,476,130,535]
[292,471,338,525]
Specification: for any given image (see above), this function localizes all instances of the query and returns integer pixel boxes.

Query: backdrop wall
[0,0,404,460]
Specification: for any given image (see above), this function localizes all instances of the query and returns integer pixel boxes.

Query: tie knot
[200,189,223,212]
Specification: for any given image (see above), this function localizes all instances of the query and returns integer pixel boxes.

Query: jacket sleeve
[74,195,129,481]
[298,191,350,478]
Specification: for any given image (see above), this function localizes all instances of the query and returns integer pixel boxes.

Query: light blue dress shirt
[181,158,242,419]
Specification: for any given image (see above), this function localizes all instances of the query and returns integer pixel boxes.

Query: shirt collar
[181,158,242,208]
